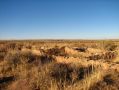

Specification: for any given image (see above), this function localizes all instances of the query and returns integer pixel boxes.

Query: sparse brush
[88,51,118,61]
[103,41,117,51]
[50,63,96,89]
[6,42,16,50]
[39,54,55,64]
[46,46,67,56]
[2,50,36,76]
[90,71,119,90]
[0,52,6,60]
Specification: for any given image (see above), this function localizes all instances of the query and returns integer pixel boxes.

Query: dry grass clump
[104,51,118,60]
[103,41,117,51]
[0,52,6,61]
[15,44,23,50]
[0,50,37,78]
[39,55,55,65]
[5,43,16,50]
[4,51,36,65]
[7,79,32,90]
[0,44,8,61]
[51,63,93,81]
[25,45,32,49]
[50,63,98,90]
[88,51,118,61]
[0,45,7,52]
[66,65,104,90]
[90,71,119,90]
[46,46,67,56]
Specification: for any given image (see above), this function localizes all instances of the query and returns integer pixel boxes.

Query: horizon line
[0,38,119,41]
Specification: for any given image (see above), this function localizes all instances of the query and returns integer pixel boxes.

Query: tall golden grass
[0,40,119,90]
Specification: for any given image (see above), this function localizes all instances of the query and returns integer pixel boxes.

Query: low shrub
[46,47,67,56]
[50,63,94,87]
[4,51,36,68]
[103,41,117,51]
[90,71,119,90]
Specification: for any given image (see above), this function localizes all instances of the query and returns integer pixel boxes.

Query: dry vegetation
[0,40,119,90]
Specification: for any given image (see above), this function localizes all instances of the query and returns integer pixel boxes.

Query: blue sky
[0,0,119,39]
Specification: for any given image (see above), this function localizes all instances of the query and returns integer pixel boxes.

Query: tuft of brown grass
[90,71,119,90]
[103,41,118,51]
